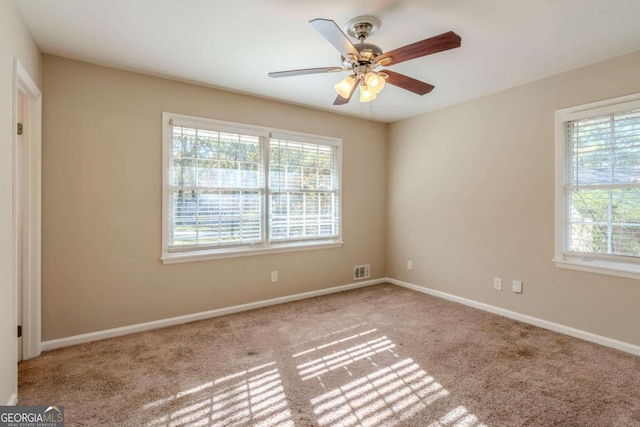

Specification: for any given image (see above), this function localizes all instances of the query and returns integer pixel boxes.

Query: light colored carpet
[19,284,640,426]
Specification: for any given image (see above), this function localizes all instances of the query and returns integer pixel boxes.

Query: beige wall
[388,51,640,346]
[0,0,42,405]
[41,55,387,340]
[37,41,640,349]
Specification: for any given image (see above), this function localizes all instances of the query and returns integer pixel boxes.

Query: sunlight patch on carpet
[309,357,448,426]
[295,329,396,381]
[144,362,294,427]
[293,327,378,359]
[427,405,488,427]
[294,326,486,427]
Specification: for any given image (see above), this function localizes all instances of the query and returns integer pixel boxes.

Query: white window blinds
[168,123,264,252]
[163,113,343,261]
[269,136,340,243]
[565,108,640,258]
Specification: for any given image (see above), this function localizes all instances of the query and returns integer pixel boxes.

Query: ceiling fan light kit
[268,15,461,106]
[335,70,384,103]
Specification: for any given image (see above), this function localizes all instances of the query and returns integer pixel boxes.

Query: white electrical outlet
[512,280,523,294]
[407,260,413,270]
[493,277,502,291]
[271,271,278,283]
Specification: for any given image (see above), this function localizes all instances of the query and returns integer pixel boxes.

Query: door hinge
[17,325,22,338]
[17,123,23,135]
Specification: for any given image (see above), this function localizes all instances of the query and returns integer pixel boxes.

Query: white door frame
[13,59,42,360]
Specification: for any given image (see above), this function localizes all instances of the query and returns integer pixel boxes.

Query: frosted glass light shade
[359,85,376,103]
[334,75,356,98]
[365,72,386,95]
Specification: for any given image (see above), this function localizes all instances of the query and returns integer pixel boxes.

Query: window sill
[162,240,344,264]
[554,258,640,280]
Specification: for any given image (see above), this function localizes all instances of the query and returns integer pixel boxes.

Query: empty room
[2,0,640,425]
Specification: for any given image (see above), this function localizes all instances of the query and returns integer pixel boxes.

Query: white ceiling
[14,0,640,123]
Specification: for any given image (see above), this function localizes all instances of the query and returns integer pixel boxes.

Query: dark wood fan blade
[268,67,345,78]
[334,78,361,105]
[383,70,434,95]
[310,18,361,61]
[377,31,461,66]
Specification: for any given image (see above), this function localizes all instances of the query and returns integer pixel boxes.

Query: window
[162,113,342,263]
[555,94,640,279]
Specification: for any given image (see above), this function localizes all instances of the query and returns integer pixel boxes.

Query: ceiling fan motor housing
[341,43,383,67]
[341,16,384,69]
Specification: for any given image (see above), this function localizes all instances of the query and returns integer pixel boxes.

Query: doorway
[16,93,25,362]
[13,60,42,362]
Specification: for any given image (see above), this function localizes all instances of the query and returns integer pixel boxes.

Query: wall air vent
[353,264,370,280]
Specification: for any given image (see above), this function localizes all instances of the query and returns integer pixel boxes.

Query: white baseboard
[40,277,640,357]
[42,278,386,351]
[388,278,640,356]
[7,392,17,406]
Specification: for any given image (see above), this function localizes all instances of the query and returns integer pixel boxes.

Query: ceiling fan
[268,16,461,105]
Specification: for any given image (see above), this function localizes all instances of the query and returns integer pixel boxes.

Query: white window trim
[161,112,343,263]
[554,93,640,280]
